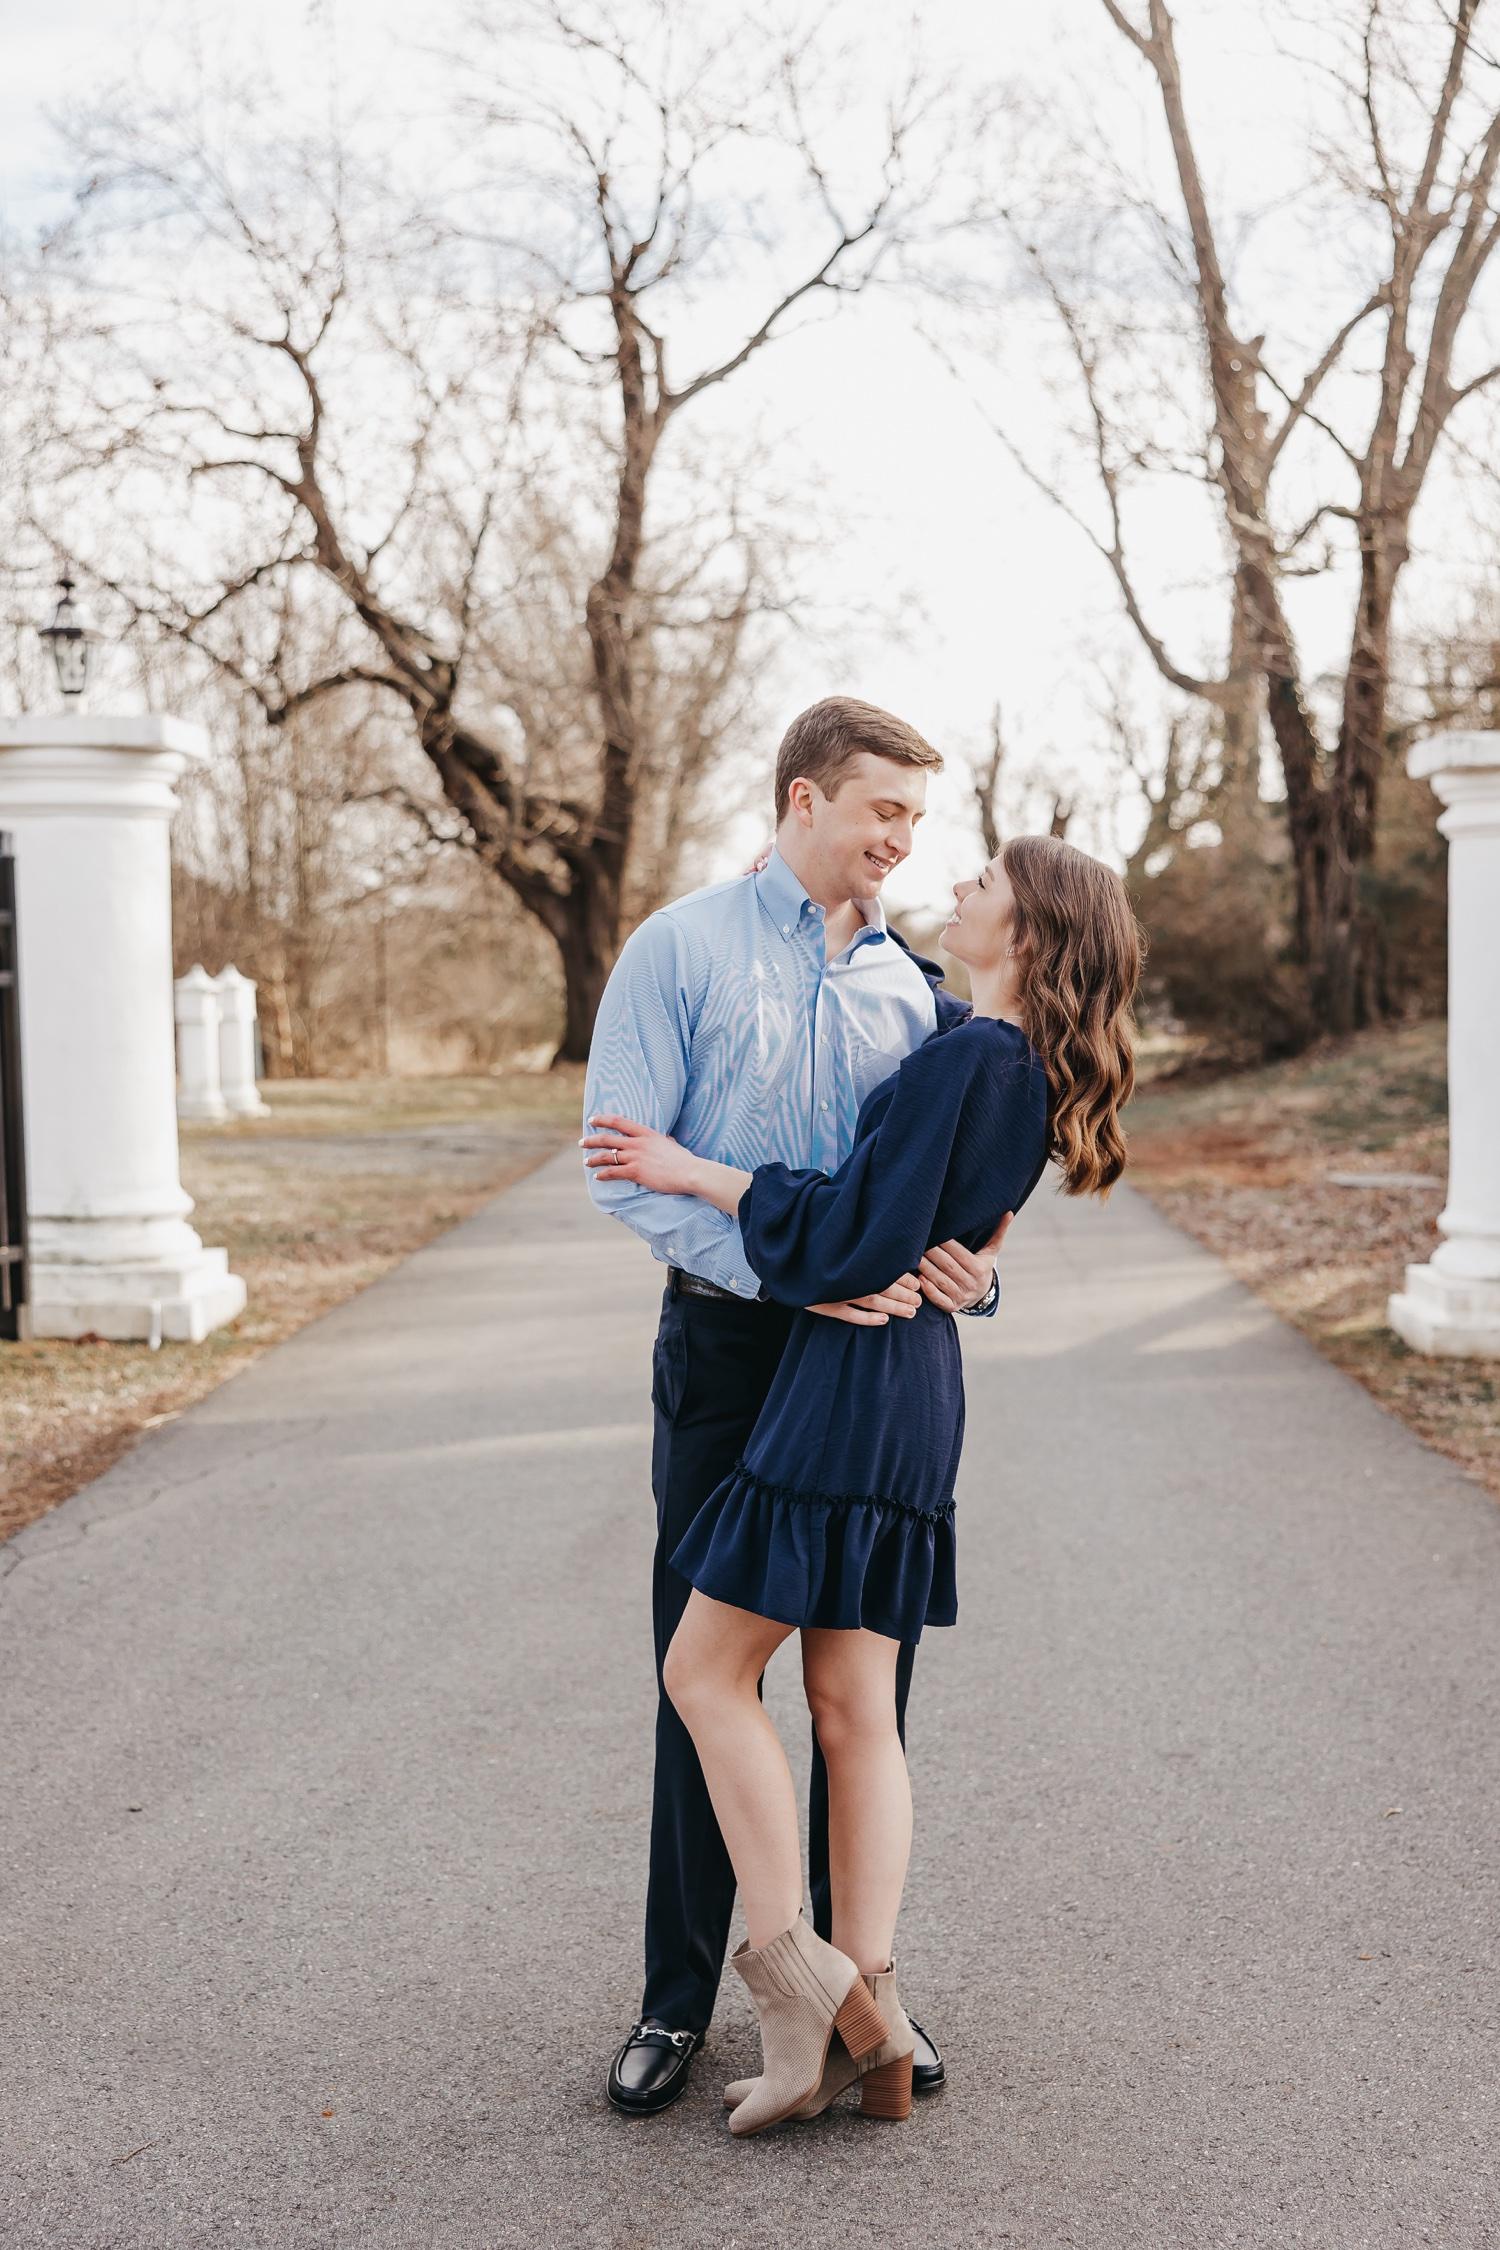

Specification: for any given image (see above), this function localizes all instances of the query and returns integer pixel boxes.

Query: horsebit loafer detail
[607,2019,705,2114]
[908,2016,945,2093]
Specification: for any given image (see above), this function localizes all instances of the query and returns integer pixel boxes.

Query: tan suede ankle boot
[725,1914,889,2138]
[723,1958,917,2122]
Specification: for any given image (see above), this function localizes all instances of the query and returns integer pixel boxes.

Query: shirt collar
[755,845,888,950]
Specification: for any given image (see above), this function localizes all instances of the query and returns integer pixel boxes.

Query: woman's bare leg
[800,1627,911,1975]
[662,1590,801,1949]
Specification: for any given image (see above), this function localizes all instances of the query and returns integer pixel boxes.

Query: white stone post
[0,715,247,1343]
[1388,731,1500,1357]
[211,965,270,1117]
[174,965,227,1122]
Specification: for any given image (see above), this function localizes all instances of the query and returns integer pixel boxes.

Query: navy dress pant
[642,1281,917,2033]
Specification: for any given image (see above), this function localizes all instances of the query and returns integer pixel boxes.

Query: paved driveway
[3,1151,1497,2247]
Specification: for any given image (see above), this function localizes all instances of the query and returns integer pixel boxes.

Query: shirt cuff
[679,1231,764,1301]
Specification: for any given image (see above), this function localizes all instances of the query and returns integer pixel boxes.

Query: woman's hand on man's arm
[581,1110,1010,1325]
[581,1114,751,1210]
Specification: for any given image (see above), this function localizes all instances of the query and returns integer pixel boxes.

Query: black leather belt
[668,1266,758,1304]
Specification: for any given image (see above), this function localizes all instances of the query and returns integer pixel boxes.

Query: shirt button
[820,1099,829,1111]
[781,923,790,935]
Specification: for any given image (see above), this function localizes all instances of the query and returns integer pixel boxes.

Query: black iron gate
[0,831,27,1339]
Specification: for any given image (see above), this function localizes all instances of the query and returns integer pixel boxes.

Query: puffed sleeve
[740,1023,1048,1307]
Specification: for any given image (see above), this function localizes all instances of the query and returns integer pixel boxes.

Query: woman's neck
[967,960,1025,1029]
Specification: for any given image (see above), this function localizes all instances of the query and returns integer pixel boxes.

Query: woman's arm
[581,1113,752,1214]
[682,1155,753,1215]
[581,1117,925,1327]
[584,1028,1045,1309]
[740,1033,1043,1308]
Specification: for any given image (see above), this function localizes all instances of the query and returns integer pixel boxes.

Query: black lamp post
[38,573,102,702]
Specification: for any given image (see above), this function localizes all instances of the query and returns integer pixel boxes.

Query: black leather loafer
[606,2018,705,2115]
[908,2015,946,2094]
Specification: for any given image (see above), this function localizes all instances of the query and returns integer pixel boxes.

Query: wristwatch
[960,1268,1001,1316]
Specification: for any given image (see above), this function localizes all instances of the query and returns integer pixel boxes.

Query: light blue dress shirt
[583,846,995,1306]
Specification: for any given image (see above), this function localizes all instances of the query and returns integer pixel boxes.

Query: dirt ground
[1126,1018,1498,1504]
[0,1071,586,1543]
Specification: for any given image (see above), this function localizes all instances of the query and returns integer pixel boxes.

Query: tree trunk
[555,923,617,1066]
[1217,588,1265,845]
[549,861,625,1065]
[1298,526,1400,1033]
[1282,768,1391,1038]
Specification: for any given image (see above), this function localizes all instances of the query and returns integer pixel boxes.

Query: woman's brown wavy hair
[1001,834,1145,1197]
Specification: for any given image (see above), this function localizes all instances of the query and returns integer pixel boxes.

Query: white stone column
[0,716,247,1343]
[174,966,227,1122]
[211,965,270,1118]
[1389,731,1500,1357]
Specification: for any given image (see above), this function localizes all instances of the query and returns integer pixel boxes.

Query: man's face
[797,751,928,901]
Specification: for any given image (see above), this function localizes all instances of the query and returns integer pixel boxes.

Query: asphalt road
[3,1148,1498,2249]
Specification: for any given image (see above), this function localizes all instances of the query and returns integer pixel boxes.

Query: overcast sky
[3,0,1489,919]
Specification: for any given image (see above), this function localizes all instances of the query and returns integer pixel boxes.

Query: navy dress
[668,1015,1052,1643]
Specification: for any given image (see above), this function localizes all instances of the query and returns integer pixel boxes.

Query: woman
[582,834,1143,2137]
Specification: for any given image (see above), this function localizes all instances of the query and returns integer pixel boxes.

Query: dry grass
[0,1069,586,1543]
[1127,1019,1498,1502]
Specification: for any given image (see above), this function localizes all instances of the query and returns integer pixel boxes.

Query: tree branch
[264,666,412,725]
[1264,286,1390,466]
[1097,0,1154,58]
[660,224,881,412]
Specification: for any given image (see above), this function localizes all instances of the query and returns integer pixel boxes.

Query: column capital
[0,714,210,756]
[0,714,209,819]
[1409,730,1500,832]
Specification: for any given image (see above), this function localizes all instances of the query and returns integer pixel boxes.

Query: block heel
[722,1956,919,2125]
[726,1916,875,2136]
[858,2050,914,2119]
[832,1972,889,2062]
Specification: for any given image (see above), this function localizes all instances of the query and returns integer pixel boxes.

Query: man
[583,696,1008,2115]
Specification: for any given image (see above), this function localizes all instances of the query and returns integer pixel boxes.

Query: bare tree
[1117,706,1213,890]
[971,702,1006,858]
[0,229,82,712]
[170,675,427,1076]
[971,0,1500,1037]
[40,3,968,1060]
[967,700,1077,857]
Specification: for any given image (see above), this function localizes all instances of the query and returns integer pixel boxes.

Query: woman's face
[942,853,1017,971]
